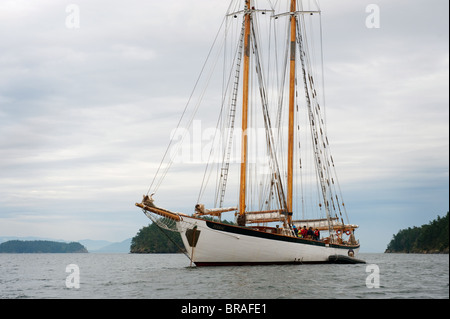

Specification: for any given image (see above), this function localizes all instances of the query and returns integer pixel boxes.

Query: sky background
[0,0,448,252]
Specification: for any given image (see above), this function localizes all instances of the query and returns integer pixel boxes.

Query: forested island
[385,212,449,254]
[130,221,184,253]
[0,240,88,253]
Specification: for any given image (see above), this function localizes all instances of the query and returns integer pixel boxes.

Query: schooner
[136,0,364,265]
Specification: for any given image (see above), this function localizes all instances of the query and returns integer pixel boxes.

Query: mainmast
[287,0,297,224]
[238,0,252,219]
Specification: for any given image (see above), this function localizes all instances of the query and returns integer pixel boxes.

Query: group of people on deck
[293,225,320,240]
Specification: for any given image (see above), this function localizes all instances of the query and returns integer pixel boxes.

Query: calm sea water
[0,253,448,299]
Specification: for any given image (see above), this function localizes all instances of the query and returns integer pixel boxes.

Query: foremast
[287,0,297,225]
[238,0,252,223]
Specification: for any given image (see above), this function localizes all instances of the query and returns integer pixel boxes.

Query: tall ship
[136,0,364,266]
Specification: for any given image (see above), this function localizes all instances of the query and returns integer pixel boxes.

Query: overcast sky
[0,0,448,252]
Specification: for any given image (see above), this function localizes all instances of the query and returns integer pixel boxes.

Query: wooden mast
[287,0,297,224]
[239,0,252,218]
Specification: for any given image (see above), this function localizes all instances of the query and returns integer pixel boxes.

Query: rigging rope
[251,19,287,212]
[213,18,247,208]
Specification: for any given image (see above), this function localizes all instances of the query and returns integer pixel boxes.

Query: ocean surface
[0,253,448,299]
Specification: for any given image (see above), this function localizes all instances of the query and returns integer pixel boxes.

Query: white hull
[177,216,360,266]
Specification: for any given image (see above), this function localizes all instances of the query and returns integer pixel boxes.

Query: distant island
[385,212,449,254]
[0,240,88,253]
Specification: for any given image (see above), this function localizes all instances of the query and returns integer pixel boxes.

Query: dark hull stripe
[204,220,360,250]
[194,256,366,267]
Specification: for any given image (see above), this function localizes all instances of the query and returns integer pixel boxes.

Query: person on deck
[314,228,320,240]
[307,227,314,239]
[301,226,308,238]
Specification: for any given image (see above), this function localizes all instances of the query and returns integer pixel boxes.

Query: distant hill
[385,212,449,254]
[90,238,132,253]
[78,239,114,251]
[0,240,88,253]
